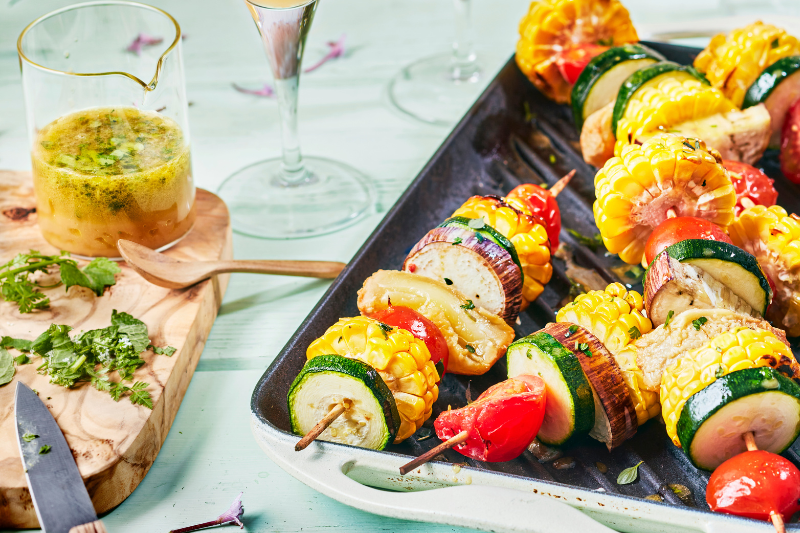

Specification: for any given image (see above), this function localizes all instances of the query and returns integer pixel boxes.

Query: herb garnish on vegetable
[0,250,120,313]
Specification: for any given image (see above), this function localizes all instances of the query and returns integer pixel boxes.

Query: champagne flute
[218,0,375,239]
[388,0,483,126]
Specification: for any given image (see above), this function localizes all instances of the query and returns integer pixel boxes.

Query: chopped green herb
[14,354,30,365]
[540,183,549,189]
[772,37,780,49]
[39,445,52,455]
[460,300,475,310]
[150,345,176,356]
[617,461,643,485]
[444,278,453,285]
[0,250,120,313]
[692,317,708,330]
[702,180,706,186]
[567,229,604,252]
[465,344,476,354]
[468,218,485,230]
[598,37,614,46]
[337,336,343,344]
[665,310,675,328]
[453,237,463,245]
[377,321,392,339]
[715,365,725,378]
[682,140,695,151]
[567,325,578,336]
[628,326,641,340]
[475,233,484,243]
[549,154,557,164]
[526,349,533,359]
[1,336,33,352]
[695,140,700,150]
[22,432,38,442]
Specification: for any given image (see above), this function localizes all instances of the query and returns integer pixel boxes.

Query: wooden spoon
[117,239,346,289]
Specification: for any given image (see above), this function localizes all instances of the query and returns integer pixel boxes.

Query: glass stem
[274,75,307,185]
[451,0,479,82]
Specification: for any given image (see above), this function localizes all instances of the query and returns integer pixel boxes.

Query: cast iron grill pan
[252,42,800,523]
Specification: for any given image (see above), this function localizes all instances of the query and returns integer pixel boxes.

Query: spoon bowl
[117,240,346,289]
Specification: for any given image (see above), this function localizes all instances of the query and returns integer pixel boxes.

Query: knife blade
[14,381,107,533]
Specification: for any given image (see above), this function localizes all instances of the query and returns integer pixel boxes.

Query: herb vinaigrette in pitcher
[31,107,195,257]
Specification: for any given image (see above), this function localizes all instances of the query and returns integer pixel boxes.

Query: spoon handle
[208,260,346,279]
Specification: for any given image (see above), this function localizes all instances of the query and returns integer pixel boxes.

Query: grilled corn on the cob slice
[556,282,659,425]
[306,316,440,442]
[615,74,737,153]
[729,205,800,336]
[694,22,800,108]
[516,0,638,104]
[660,327,800,446]
[453,196,552,308]
[594,133,736,265]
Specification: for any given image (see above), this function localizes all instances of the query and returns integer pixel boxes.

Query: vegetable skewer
[399,431,469,475]
[295,402,350,451]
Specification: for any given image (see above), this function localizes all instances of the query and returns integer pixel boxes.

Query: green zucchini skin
[677,367,800,469]
[287,355,401,449]
[506,331,595,445]
[611,61,708,134]
[742,55,800,109]
[571,44,665,129]
[440,216,524,282]
[663,239,772,315]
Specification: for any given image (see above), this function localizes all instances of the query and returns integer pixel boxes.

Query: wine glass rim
[244,0,316,10]
[16,0,181,91]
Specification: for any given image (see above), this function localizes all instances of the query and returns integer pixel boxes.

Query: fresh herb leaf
[692,317,708,330]
[526,349,533,359]
[460,300,475,310]
[0,348,14,386]
[567,229,604,252]
[150,345,176,356]
[715,365,725,378]
[665,310,675,328]
[772,38,780,49]
[376,321,392,339]
[549,154,557,164]
[598,37,613,46]
[682,140,695,151]
[453,237,463,245]
[60,257,121,296]
[1,336,33,352]
[22,432,38,442]
[628,326,641,340]
[617,461,643,485]
[475,233,484,243]
[14,354,30,365]
[39,445,51,455]
[567,325,578,336]
[465,344,476,353]
[468,218,485,230]
[443,278,453,285]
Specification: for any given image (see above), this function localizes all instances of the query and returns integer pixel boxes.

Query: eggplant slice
[404,226,523,322]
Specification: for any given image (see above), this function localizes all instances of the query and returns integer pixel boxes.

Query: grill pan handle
[252,416,615,533]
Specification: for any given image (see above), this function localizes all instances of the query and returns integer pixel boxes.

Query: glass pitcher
[17,1,195,258]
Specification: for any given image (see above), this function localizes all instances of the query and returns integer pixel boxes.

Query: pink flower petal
[126,33,164,56]
[304,34,346,73]
[232,83,275,98]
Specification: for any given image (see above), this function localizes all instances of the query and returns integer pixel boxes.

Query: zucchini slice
[611,62,708,134]
[571,44,664,129]
[644,239,771,326]
[506,331,595,446]
[546,323,638,450]
[678,367,800,470]
[403,221,523,322]
[288,354,401,450]
[742,55,800,147]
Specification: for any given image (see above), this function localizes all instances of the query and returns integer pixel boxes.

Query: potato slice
[357,270,515,376]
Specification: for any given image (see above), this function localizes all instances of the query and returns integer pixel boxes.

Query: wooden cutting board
[0,170,232,529]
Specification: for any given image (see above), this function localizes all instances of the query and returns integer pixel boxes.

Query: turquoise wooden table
[0,0,790,531]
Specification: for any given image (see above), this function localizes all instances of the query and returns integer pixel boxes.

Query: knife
[14,382,107,533]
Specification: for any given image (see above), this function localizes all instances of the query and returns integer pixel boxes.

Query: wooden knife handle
[69,520,107,533]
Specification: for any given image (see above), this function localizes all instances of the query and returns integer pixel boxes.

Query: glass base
[217,156,375,239]
[388,52,483,126]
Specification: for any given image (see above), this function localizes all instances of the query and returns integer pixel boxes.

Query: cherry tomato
[707,450,800,522]
[723,160,778,216]
[369,305,449,379]
[555,44,609,86]
[507,183,561,253]
[781,98,800,184]
[643,217,733,266]
[434,375,546,462]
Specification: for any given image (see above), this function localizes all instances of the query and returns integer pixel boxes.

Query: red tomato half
[369,305,449,379]
[507,183,561,253]
[707,450,800,522]
[781,98,800,184]
[433,375,546,462]
[555,44,609,86]
[723,160,778,216]
[643,217,733,266]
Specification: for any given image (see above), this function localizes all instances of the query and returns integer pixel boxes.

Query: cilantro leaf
[460,300,475,310]
[628,326,641,340]
[61,257,121,296]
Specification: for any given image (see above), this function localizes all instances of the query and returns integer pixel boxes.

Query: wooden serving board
[0,171,232,529]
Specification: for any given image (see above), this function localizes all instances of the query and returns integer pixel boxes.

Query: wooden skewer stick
[399,430,469,475]
[549,169,576,198]
[742,431,786,533]
[295,402,349,452]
